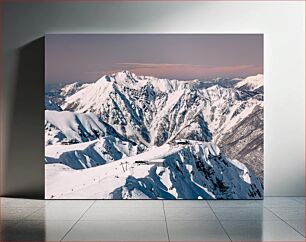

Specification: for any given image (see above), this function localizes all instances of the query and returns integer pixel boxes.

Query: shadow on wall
[4,37,45,199]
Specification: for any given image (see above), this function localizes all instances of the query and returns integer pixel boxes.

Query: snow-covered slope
[56,71,263,179]
[217,105,264,180]
[45,110,130,145]
[61,71,214,146]
[45,71,264,199]
[60,82,89,97]
[46,141,263,199]
[45,97,62,111]
[235,74,264,92]
[45,82,88,112]
[195,77,242,89]
[200,84,263,142]
[45,137,139,169]
[198,84,263,179]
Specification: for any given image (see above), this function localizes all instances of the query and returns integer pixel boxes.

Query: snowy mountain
[198,84,264,180]
[235,74,264,92]
[45,110,132,145]
[57,71,263,179]
[45,82,89,112]
[61,70,214,146]
[45,70,264,199]
[45,137,140,169]
[45,110,143,170]
[45,97,62,111]
[46,141,263,199]
[195,77,242,89]
[60,82,89,97]
[217,105,263,180]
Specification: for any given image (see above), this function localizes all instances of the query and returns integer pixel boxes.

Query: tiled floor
[0,197,304,241]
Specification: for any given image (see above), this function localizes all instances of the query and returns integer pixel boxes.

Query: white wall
[3,1,305,196]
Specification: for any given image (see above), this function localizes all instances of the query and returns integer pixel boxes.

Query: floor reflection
[0,197,304,241]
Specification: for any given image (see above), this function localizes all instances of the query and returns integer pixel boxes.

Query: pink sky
[46,34,263,84]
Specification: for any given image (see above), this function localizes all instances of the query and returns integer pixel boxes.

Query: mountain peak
[235,74,264,91]
[111,70,140,85]
[60,81,86,97]
[115,70,136,78]
[121,70,134,75]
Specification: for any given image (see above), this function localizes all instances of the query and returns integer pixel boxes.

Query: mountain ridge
[45,71,264,199]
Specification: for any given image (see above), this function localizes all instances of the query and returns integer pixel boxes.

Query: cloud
[113,62,262,79]
[85,62,262,81]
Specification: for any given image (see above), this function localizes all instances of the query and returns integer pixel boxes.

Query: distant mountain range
[45,71,264,199]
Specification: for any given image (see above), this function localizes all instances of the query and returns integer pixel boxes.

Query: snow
[235,74,264,91]
[46,140,97,159]
[60,82,88,97]
[61,76,114,113]
[45,70,264,200]
[45,110,127,145]
[46,141,262,199]
[45,136,139,170]
[228,159,251,184]
[45,97,62,111]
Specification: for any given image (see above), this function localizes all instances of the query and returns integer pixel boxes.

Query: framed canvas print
[45,34,263,199]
